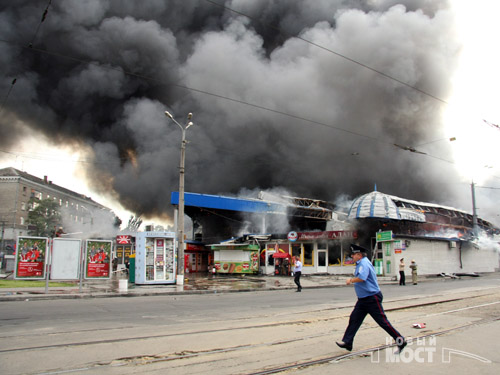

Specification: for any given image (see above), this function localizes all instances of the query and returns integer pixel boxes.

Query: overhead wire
[0,1,487,169]
[203,0,449,105]
[0,0,52,113]
[0,37,456,166]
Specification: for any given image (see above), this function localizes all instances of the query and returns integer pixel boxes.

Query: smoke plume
[2,1,492,225]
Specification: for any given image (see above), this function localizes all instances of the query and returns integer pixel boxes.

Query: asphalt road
[1,275,499,374]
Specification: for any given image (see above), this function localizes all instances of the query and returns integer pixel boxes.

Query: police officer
[336,244,407,354]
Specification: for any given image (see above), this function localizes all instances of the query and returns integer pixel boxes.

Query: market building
[171,190,499,277]
[348,190,500,278]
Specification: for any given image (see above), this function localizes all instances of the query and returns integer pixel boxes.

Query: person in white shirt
[293,256,302,292]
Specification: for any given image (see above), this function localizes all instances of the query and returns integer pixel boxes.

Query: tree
[27,198,62,237]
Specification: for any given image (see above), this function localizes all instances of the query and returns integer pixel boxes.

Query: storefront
[114,235,135,266]
[185,241,210,273]
[374,230,500,277]
[261,230,358,275]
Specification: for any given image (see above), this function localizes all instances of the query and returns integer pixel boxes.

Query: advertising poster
[85,240,112,279]
[14,236,48,279]
[214,250,259,274]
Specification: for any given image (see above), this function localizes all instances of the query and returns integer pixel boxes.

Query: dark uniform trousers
[342,291,404,345]
[294,271,302,290]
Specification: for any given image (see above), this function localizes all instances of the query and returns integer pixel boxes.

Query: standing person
[410,259,418,285]
[399,258,406,286]
[284,258,290,276]
[336,244,407,354]
[293,256,302,292]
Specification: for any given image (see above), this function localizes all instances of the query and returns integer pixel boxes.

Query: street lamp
[165,110,194,285]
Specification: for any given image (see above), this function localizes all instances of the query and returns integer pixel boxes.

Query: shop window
[328,241,342,266]
[291,243,301,259]
[303,243,313,266]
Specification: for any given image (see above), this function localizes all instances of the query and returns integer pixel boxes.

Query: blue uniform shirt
[353,256,380,298]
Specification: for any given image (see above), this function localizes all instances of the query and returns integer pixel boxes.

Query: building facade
[0,167,117,254]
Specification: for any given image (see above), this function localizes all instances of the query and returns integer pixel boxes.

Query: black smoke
[1,0,472,222]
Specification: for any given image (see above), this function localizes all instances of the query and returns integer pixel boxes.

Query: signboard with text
[376,231,393,242]
[296,231,357,241]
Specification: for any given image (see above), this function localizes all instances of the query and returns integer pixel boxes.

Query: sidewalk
[0,272,405,301]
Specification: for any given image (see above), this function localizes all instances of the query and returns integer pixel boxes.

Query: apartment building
[0,167,117,253]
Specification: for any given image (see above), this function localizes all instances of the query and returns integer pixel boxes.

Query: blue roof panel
[171,192,287,214]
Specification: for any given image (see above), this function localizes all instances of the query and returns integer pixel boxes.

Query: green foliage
[27,198,62,237]
[0,280,75,288]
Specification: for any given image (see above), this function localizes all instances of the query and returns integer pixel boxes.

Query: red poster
[16,261,44,277]
[85,240,112,279]
[87,262,110,278]
[15,236,48,279]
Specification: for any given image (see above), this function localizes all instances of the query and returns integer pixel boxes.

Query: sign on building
[376,231,393,242]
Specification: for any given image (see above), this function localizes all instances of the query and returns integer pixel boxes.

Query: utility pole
[165,111,194,285]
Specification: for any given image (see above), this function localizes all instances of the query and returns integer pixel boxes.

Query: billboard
[85,239,112,279]
[14,236,48,279]
[51,238,82,280]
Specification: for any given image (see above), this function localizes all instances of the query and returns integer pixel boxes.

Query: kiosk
[134,231,176,284]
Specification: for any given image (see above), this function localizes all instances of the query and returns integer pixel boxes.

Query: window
[66,201,69,207]
[291,244,301,258]
[20,217,24,225]
[59,199,62,206]
[328,241,342,266]
[21,202,26,211]
[303,243,313,266]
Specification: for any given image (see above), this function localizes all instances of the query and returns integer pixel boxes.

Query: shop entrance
[317,250,327,273]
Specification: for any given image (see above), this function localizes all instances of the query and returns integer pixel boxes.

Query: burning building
[172,189,499,276]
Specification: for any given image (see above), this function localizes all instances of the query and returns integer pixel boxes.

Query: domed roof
[348,191,400,220]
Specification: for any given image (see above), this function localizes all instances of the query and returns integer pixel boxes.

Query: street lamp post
[165,111,194,285]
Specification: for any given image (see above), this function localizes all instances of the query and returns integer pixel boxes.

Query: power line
[0,37,459,168]
[29,0,52,48]
[203,0,449,105]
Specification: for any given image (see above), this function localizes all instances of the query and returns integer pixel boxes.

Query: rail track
[3,290,496,375]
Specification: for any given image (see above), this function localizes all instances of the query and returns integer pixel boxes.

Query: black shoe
[296,289,301,292]
[395,339,407,354]
[336,341,352,351]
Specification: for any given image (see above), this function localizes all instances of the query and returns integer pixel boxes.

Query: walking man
[293,256,302,292]
[336,244,407,353]
[399,258,406,286]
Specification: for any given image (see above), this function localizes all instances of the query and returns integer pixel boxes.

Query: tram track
[0,293,488,354]
[32,310,500,375]
[17,294,500,375]
[244,316,500,375]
